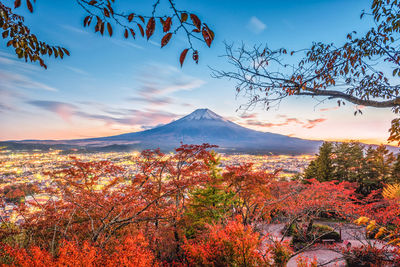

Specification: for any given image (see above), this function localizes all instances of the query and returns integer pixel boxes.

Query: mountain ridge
[2,108,324,155]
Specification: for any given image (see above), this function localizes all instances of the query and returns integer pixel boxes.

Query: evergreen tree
[184,152,234,238]
[304,142,334,181]
[361,145,393,195]
[332,142,364,184]
[391,154,400,184]
[359,145,395,196]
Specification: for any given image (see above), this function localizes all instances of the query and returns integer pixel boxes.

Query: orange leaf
[100,22,105,35]
[138,15,145,23]
[163,17,172,32]
[83,16,91,27]
[129,28,135,39]
[146,17,155,40]
[181,13,188,23]
[203,23,214,40]
[26,0,33,12]
[202,27,212,47]
[190,14,201,30]
[161,33,172,48]
[107,23,112,37]
[14,0,21,8]
[62,48,70,56]
[180,48,189,67]
[104,8,110,18]
[193,50,199,63]
[137,24,144,37]
[128,13,134,22]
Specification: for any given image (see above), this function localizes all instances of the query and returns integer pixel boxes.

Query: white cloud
[109,38,144,50]
[61,25,89,35]
[248,16,266,34]
[136,63,206,97]
[0,71,57,92]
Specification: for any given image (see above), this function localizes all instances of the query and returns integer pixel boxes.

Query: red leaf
[129,28,135,39]
[181,13,188,23]
[124,28,128,39]
[146,17,155,40]
[138,15,145,23]
[137,24,144,37]
[163,17,172,32]
[128,13,134,22]
[100,22,105,35]
[26,0,33,12]
[14,0,21,8]
[180,48,189,67]
[62,48,70,56]
[193,50,199,63]
[202,27,212,47]
[83,16,91,27]
[88,0,97,5]
[190,14,201,30]
[104,8,110,18]
[203,23,214,40]
[161,33,172,48]
[107,22,112,37]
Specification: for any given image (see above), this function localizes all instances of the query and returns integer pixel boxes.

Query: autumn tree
[277,179,358,246]
[222,163,280,225]
[182,218,292,267]
[0,234,156,266]
[0,144,217,263]
[1,0,214,68]
[213,0,400,143]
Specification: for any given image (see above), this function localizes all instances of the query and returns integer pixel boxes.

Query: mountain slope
[81,109,322,154]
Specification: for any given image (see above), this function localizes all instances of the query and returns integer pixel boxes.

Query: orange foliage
[1,234,155,267]
[183,218,266,266]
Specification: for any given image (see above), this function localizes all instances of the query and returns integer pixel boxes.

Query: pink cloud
[319,106,340,112]
[239,113,258,119]
[303,118,327,129]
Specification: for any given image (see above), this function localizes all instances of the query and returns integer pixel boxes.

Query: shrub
[343,244,399,267]
[288,222,341,250]
[268,241,292,267]
[311,223,341,241]
[183,219,265,266]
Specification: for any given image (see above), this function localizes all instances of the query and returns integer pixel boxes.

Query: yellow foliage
[382,183,400,200]
[354,216,370,225]
[366,220,376,232]
[374,227,386,239]
[388,238,400,245]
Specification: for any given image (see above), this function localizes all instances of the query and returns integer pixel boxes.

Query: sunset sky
[0,0,396,144]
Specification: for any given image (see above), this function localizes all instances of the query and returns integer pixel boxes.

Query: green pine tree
[304,142,334,182]
[184,151,234,238]
[392,154,400,184]
[332,142,364,183]
[360,145,395,196]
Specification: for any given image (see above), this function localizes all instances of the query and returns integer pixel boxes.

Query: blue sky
[0,0,396,144]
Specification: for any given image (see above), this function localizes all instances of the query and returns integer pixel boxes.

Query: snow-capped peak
[181,109,226,121]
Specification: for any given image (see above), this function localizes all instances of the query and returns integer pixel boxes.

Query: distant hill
[1,109,324,155]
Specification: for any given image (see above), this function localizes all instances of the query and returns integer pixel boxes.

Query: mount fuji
[3,109,323,154]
